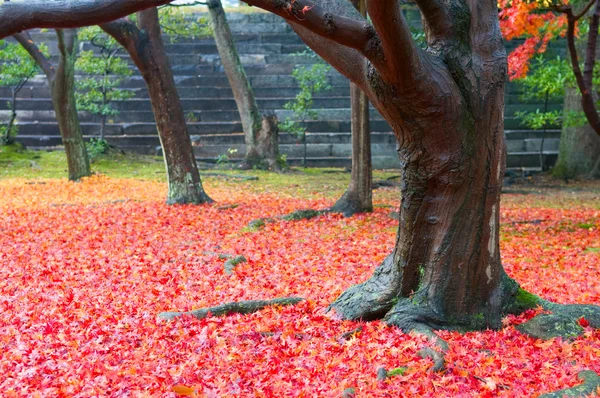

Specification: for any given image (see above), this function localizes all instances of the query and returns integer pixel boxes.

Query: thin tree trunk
[554,86,600,179]
[330,0,372,216]
[3,88,17,144]
[52,30,92,180]
[101,9,212,204]
[14,30,92,181]
[207,0,280,170]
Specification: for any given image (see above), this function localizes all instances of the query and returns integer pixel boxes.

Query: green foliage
[158,6,211,42]
[387,367,408,377]
[86,138,110,161]
[0,125,18,146]
[518,56,571,100]
[0,40,44,88]
[0,40,48,145]
[515,109,561,129]
[282,63,332,140]
[515,55,600,130]
[185,112,199,123]
[75,28,134,135]
[216,148,238,165]
[277,154,288,169]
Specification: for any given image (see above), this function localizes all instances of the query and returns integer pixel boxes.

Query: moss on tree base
[539,371,600,398]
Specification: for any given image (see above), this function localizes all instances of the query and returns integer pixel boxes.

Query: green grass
[0,144,166,180]
[0,145,401,200]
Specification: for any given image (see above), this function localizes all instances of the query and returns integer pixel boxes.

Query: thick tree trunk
[241,0,600,335]
[330,0,372,216]
[13,30,91,181]
[329,76,513,330]
[51,30,92,181]
[101,9,212,204]
[207,0,280,170]
[554,87,600,180]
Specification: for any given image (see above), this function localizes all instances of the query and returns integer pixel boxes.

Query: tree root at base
[517,301,600,340]
[539,370,600,398]
[157,297,304,321]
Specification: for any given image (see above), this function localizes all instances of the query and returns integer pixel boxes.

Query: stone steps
[7,14,568,170]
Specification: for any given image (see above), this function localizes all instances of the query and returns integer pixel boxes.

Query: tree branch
[558,5,600,136]
[288,21,369,86]
[100,18,144,61]
[241,0,384,69]
[55,29,78,66]
[0,0,175,40]
[366,0,423,85]
[583,0,600,89]
[413,0,451,39]
[12,31,56,82]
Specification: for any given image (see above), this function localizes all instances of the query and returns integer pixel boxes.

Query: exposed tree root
[223,255,247,275]
[372,179,401,189]
[518,301,600,340]
[243,210,324,231]
[200,172,259,181]
[327,254,401,321]
[329,193,371,217]
[336,326,363,342]
[327,254,600,375]
[157,297,304,321]
[217,204,239,211]
[539,370,600,398]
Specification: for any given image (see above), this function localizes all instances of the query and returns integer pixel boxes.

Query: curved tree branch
[558,4,600,136]
[413,0,451,40]
[288,21,369,87]
[366,0,423,85]
[12,30,56,81]
[0,0,175,40]
[242,0,384,69]
[583,0,600,89]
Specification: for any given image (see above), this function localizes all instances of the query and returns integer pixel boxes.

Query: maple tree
[500,0,600,178]
[228,0,600,357]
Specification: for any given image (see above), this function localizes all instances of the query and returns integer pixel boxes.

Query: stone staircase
[1,11,565,170]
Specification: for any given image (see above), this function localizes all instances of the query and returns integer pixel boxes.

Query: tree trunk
[330,0,372,216]
[553,86,600,180]
[101,9,212,204]
[240,0,530,331]
[13,29,91,181]
[3,88,17,144]
[207,0,280,170]
[51,30,92,181]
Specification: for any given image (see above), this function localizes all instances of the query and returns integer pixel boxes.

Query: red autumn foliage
[499,0,568,79]
[0,176,598,396]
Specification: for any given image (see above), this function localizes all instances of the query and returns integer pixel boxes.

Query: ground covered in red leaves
[0,176,599,397]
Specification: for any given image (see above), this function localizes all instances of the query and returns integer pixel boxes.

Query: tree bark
[52,30,92,181]
[330,0,372,217]
[3,88,17,144]
[554,87,600,179]
[101,9,212,204]
[0,0,176,40]
[206,0,280,170]
[13,30,91,181]
[241,0,535,331]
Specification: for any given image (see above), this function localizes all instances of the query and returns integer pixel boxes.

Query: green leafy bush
[76,28,135,140]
